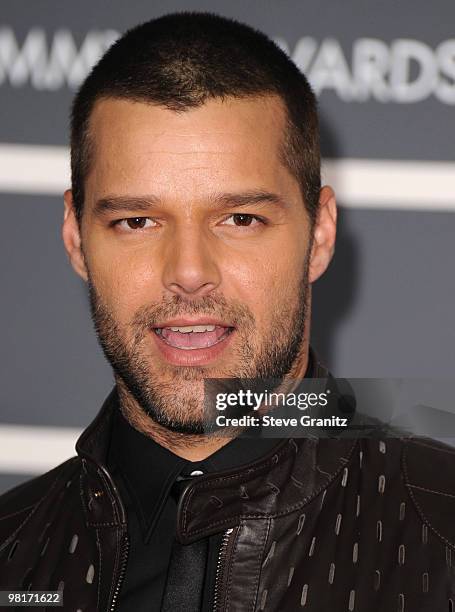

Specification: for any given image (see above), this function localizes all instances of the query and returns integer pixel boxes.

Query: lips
[151,318,235,365]
[152,317,234,350]
[155,324,232,349]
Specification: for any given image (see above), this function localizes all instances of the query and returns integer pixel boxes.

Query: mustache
[132,293,255,329]
[87,277,256,335]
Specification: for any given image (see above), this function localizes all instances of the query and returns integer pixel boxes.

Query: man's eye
[222,214,263,227]
[115,217,156,230]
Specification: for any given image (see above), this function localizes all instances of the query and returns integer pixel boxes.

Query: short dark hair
[70,12,321,225]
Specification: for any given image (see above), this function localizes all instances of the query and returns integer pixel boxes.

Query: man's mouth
[153,324,234,350]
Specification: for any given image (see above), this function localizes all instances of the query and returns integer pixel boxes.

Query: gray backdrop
[1,0,454,494]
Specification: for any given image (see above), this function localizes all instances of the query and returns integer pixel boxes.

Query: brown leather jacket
[1,358,455,611]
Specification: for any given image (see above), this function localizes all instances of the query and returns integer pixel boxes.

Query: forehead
[85,95,295,200]
[89,94,286,150]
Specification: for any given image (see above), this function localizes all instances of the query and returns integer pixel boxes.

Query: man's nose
[161,226,221,298]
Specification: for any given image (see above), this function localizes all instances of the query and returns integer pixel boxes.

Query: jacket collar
[176,432,358,543]
[75,385,127,527]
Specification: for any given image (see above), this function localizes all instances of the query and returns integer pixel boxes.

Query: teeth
[168,325,216,333]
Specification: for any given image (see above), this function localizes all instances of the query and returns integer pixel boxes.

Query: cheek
[225,247,304,324]
[86,242,160,323]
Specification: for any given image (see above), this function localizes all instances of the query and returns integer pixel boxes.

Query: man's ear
[308,186,337,283]
[62,189,88,282]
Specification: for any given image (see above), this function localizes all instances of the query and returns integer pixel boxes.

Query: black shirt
[107,352,315,611]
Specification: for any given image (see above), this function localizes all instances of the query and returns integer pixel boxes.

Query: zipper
[212,526,238,612]
[109,530,130,612]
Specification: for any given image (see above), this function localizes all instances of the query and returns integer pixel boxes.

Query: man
[1,12,454,612]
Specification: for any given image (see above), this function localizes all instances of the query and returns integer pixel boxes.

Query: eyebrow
[93,190,289,218]
[93,196,160,217]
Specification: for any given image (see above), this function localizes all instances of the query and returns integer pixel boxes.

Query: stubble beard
[87,259,311,435]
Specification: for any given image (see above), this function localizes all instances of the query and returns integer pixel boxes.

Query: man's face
[64,95,332,433]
